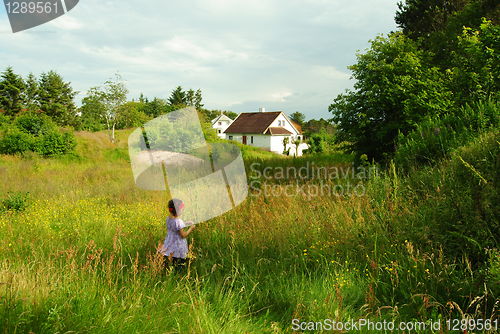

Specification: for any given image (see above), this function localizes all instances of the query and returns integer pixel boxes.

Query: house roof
[211,114,233,125]
[265,127,293,135]
[290,120,303,134]
[224,111,281,134]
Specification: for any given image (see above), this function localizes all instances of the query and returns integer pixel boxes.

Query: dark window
[229,135,233,140]
[251,136,254,144]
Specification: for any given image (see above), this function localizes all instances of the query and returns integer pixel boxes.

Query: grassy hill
[0,128,498,333]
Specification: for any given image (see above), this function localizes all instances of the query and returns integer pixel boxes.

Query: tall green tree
[167,86,204,109]
[81,74,128,140]
[395,0,470,39]
[289,112,306,126]
[142,97,172,118]
[79,89,107,131]
[448,19,499,105]
[185,89,195,107]
[0,67,25,116]
[116,102,150,129]
[303,118,336,136]
[38,71,77,126]
[194,89,204,109]
[329,33,453,160]
[168,86,186,106]
[23,73,39,112]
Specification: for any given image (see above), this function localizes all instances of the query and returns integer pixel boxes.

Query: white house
[224,108,308,156]
[211,114,234,139]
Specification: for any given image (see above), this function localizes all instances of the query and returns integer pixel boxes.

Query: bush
[0,113,10,128]
[14,112,57,136]
[0,113,76,157]
[35,131,76,157]
[0,127,35,154]
[0,191,30,212]
[395,99,499,170]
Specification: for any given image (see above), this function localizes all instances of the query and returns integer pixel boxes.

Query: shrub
[35,131,76,157]
[0,127,35,154]
[0,113,10,128]
[0,191,30,212]
[14,112,57,136]
[0,113,76,157]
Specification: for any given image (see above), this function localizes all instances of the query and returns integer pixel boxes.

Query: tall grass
[0,128,498,333]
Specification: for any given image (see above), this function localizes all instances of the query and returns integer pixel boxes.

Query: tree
[142,97,173,118]
[185,89,195,106]
[24,73,39,112]
[194,89,204,109]
[0,67,25,116]
[201,109,238,122]
[290,112,306,126]
[79,89,107,131]
[448,19,499,105]
[38,71,77,126]
[303,118,336,136]
[116,102,150,129]
[329,33,453,160]
[167,86,204,109]
[84,74,128,142]
[395,0,469,39]
[101,74,128,142]
[168,86,186,106]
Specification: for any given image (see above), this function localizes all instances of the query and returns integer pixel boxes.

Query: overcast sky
[0,0,399,119]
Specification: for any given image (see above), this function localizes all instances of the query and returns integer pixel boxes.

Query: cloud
[48,15,82,30]
[0,0,398,119]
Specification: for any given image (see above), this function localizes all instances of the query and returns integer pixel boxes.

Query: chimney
[258,107,266,113]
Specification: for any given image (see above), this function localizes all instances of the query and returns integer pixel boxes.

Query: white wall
[213,119,232,139]
[226,133,308,156]
[270,113,300,136]
[270,135,288,154]
[226,134,271,150]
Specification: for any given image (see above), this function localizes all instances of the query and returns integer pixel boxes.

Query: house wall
[227,134,271,150]
[227,133,309,156]
[270,135,289,154]
[212,119,232,139]
[270,114,300,136]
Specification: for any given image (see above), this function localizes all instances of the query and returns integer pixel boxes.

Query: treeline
[0,68,238,153]
[329,0,499,162]
[288,112,338,154]
[0,68,77,126]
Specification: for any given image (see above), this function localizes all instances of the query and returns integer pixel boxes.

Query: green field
[0,129,498,333]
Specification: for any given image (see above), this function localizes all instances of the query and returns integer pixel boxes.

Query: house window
[218,130,221,134]
[251,136,254,144]
[228,135,233,140]
[218,122,222,126]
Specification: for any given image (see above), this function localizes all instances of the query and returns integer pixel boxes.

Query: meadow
[0,128,498,333]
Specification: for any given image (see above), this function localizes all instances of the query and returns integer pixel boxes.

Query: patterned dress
[161,217,188,259]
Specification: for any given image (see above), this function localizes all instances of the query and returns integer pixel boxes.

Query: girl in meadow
[160,198,195,272]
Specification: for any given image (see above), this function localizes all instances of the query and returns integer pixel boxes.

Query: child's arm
[179,225,195,239]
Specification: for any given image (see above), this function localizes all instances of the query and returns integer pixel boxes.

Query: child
[160,198,195,272]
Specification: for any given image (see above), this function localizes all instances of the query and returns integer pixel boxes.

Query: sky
[0,0,399,120]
